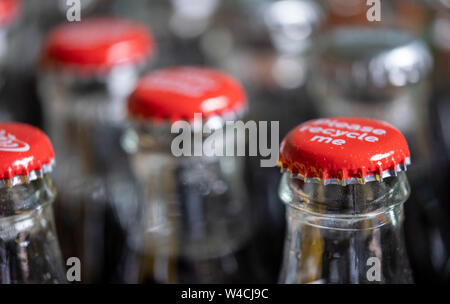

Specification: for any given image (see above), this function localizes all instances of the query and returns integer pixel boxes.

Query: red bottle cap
[42,17,154,73]
[279,117,411,185]
[128,66,247,122]
[0,123,55,188]
[0,0,20,26]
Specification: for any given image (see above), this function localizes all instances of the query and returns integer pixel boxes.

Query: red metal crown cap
[279,117,411,185]
[128,66,247,122]
[42,17,154,73]
[0,123,55,188]
[0,0,20,26]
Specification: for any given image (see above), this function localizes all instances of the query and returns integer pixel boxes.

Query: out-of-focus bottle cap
[279,117,411,185]
[312,27,432,88]
[128,66,247,123]
[0,0,20,27]
[0,123,54,188]
[41,17,154,74]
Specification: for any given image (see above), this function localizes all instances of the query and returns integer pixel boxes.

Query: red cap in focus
[279,117,411,185]
[0,123,55,188]
[41,17,154,73]
[128,66,247,122]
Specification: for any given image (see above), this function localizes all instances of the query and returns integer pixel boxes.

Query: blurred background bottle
[431,0,450,87]
[0,123,66,284]
[0,0,21,122]
[104,0,221,67]
[123,66,265,283]
[247,0,324,283]
[307,26,450,283]
[2,0,105,128]
[201,0,325,282]
[37,17,154,283]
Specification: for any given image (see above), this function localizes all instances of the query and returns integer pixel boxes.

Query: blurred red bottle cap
[0,123,54,187]
[128,66,247,122]
[0,0,20,26]
[0,0,22,26]
[279,117,411,185]
[42,17,154,73]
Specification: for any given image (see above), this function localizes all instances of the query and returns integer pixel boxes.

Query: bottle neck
[280,171,410,218]
[122,118,240,159]
[0,174,56,218]
[278,172,413,283]
[0,175,65,283]
[39,64,143,129]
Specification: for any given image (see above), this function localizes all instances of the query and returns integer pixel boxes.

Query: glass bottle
[107,0,220,68]
[204,0,323,126]
[0,0,21,122]
[278,117,413,283]
[245,0,324,282]
[37,17,154,283]
[0,0,20,75]
[167,0,221,66]
[3,0,105,128]
[169,0,220,40]
[431,1,450,88]
[309,27,433,152]
[308,27,446,283]
[428,2,450,283]
[200,0,324,283]
[123,66,261,283]
[0,122,66,283]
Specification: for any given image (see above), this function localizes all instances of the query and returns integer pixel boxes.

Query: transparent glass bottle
[278,173,412,284]
[308,27,445,283]
[169,0,220,39]
[0,0,20,73]
[0,0,21,122]
[277,117,414,284]
[38,17,154,283]
[431,2,450,88]
[123,66,260,283]
[110,0,220,68]
[238,0,324,282]
[0,123,66,284]
[2,0,106,128]
[205,0,323,121]
[309,27,433,155]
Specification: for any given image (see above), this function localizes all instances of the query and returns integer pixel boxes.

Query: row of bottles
[0,115,416,283]
[1,0,450,283]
